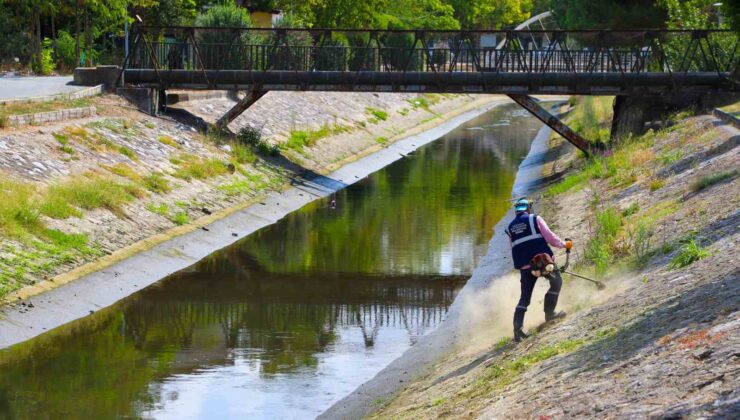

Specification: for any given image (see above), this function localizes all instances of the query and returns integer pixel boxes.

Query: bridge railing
[123,26,738,78]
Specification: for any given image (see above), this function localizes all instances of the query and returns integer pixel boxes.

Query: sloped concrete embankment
[369,112,740,418]
[320,120,556,419]
[0,94,507,350]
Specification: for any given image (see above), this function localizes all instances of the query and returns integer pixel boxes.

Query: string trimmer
[529,240,606,290]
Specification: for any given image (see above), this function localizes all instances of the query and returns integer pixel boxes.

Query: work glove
[565,238,573,250]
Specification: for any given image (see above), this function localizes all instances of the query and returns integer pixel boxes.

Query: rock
[692,349,713,360]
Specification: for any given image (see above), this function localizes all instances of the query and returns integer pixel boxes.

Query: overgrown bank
[0,91,495,302]
[369,98,740,418]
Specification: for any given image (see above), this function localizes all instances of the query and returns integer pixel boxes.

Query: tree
[549,0,666,29]
[657,0,725,29]
[443,0,533,29]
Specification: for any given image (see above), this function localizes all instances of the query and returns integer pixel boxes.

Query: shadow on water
[0,103,544,420]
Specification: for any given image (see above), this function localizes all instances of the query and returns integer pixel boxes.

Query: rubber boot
[545,311,567,322]
[514,327,529,343]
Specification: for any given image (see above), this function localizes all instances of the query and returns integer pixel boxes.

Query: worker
[505,197,573,342]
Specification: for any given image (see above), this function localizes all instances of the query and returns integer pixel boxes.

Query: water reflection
[0,104,542,420]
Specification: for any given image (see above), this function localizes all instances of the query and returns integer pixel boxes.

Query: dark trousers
[513,269,562,330]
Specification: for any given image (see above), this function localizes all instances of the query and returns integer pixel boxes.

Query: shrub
[690,170,737,193]
[237,126,263,146]
[54,30,77,71]
[31,38,55,75]
[669,239,709,269]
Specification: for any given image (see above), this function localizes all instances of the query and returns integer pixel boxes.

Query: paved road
[0,76,82,100]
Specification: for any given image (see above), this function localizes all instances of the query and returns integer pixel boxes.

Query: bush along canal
[0,104,542,419]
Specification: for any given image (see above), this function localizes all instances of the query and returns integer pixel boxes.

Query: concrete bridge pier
[611,92,739,141]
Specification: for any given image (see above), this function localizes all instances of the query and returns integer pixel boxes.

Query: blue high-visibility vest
[506,212,553,269]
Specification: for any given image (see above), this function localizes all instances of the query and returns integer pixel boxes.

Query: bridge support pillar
[611,92,740,141]
[216,88,267,132]
[508,94,593,156]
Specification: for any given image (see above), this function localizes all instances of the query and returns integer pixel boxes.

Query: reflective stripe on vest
[511,214,543,246]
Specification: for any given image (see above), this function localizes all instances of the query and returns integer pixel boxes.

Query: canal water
[0,104,541,419]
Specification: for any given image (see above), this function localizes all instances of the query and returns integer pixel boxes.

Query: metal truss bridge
[119,26,739,153]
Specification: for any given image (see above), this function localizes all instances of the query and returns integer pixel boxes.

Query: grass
[158,135,180,148]
[690,170,737,193]
[669,239,710,269]
[649,179,664,192]
[0,97,92,118]
[398,108,409,116]
[584,207,623,276]
[621,202,639,217]
[366,107,388,121]
[169,212,189,226]
[467,338,586,398]
[230,143,257,164]
[565,96,614,145]
[174,158,230,181]
[375,136,389,145]
[43,173,146,218]
[118,146,138,161]
[218,179,252,196]
[108,163,140,181]
[0,172,145,240]
[142,173,171,194]
[145,202,169,216]
[284,123,350,150]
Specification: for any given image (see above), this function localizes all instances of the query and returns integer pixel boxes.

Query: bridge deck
[121,27,738,94]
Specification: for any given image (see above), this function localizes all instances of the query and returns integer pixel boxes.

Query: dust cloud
[456,269,637,354]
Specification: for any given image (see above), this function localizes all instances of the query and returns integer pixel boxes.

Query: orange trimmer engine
[529,253,556,278]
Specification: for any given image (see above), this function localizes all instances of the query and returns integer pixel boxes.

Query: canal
[0,104,542,419]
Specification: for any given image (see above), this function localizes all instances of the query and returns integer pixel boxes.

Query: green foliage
[551,0,667,29]
[669,239,709,269]
[169,211,189,226]
[375,136,389,145]
[231,143,257,164]
[174,158,230,180]
[621,202,639,217]
[195,3,252,28]
[366,107,388,121]
[629,222,653,268]
[445,0,532,29]
[690,170,737,192]
[649,179,664,191]
[565,96,613,146]
[584,207,623,276]
[31,38,55,75]
[145,202,170,216]
[54,31,77,71]
[43,174,145,218]
[658,0,724,29]
[284,123,347,150]
[142,173,171,194]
